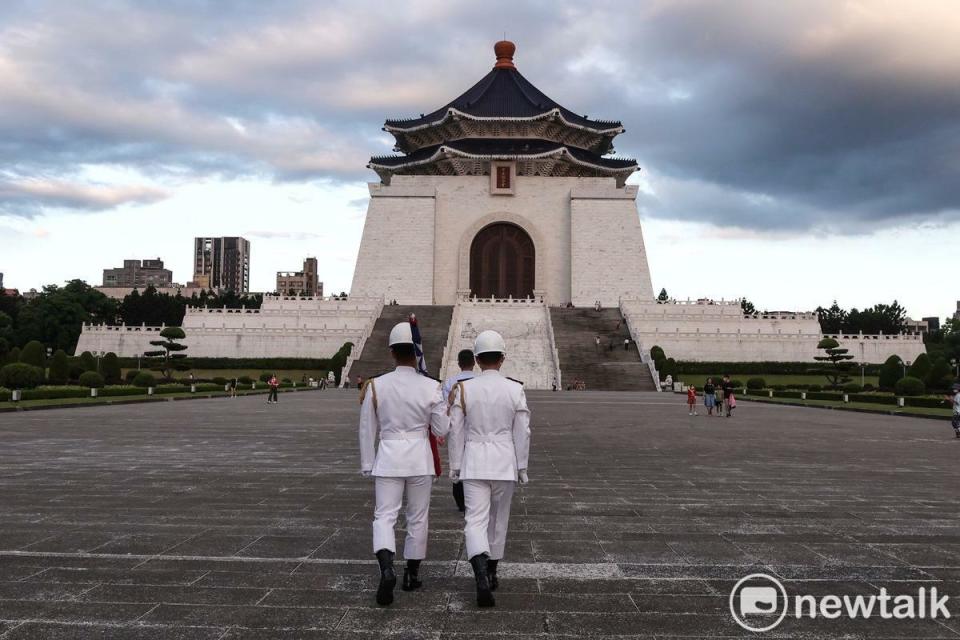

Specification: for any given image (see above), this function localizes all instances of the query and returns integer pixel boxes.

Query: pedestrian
[442,349,478,513]
[703,378,716,416]
[267,374,279,404]
[687,385,698,416]
[358,322,449,606]
[595,335,601,353]
[623,337,630,351]
[727,390,737,417]
[948,384,960,439]
[448,330,531,608]
[721,375,734,417]
[713,384,723,416]
[230,377,238,398]
[664,374,673,390]
[357,375,364,393]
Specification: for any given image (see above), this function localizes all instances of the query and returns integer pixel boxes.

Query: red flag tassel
[429,432,442,477]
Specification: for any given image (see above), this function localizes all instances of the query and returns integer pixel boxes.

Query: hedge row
[676,361,883,376]
[2,382,303,402]
[116,357,331,370]
[740,387,953,409]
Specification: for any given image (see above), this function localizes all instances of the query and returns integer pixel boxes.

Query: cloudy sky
[1,0,957,320]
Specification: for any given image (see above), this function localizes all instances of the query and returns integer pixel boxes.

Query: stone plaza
[1,391,959,638]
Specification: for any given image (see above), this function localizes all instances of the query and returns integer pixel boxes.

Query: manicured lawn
[2,387,314,411]
[739,394,954,419]
[677,373,880,387]
[122,368,328,382]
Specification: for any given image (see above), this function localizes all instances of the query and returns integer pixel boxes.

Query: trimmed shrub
[649,345,666,362]
[100,386,149,398]
[0,387,11,401]
[807,384,823,392]
[259,372,273,383]
[905,396,955,409]
[774,390,804,399]
[78,351,97,372]
[729,379,744,389]
[78,371,105,389]
[21,386,89,400]
[925,357,953,392]
[238,375,253,385]
[894,376,925,397]
[124,370,139,383]
[132,371,156,388]
[6,346,20,365]
[19,340,47,368]
[101,353,122,385]
[848,393,897,406]
[212,377,228,385]
[842,382,863,393]
[746,377,766,390]
[907,354,931,381]
[862,383,875,392]
[878,355,903,391]
[282,377,292,384]
[47,349,70,385]
[0,363,45,390]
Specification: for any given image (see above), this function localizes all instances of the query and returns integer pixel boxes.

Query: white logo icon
[730,573,788,632]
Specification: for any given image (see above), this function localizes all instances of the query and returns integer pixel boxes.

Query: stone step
[348,305,453,382]
[550,307,656,391]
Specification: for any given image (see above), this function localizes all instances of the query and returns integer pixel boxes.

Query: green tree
[878,355,903,391]
[19,340,46,369]
[894,376,925,397]
[47,349,70,385]
[14,280,117,353]
[79,351,96,372]
[0,363,44,389]
[145,327,189,379]
[816,301,848,334]
[740,298,757,315]
[329,341,354,385]
[657,288,669,302]
[78,371,105,389]
[0,311,13,347]
[925,357,953,391]
[6,346,20,365]
[101,352,122,385]
[812,337,855,388]
[907,353,931,380]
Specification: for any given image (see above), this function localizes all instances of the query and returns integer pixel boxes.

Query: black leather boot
[487,558,499,592]
[402,559,422,591]
[375,549,396,606]
[469,553,495,607]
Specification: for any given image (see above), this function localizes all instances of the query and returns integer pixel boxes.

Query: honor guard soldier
[442,349,478,513]
[448,330,531,607]
[358,322,449,606]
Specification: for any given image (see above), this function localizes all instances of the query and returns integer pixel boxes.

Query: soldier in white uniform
[358,322,449,606]
[442,349,478,513]
[448,330,531,607]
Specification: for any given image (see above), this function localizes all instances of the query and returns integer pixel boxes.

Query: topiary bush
[238,375,253,385]
[0,363,45,390]
[650,345,666,362]
[47,349,70,385]
[907,354,931,381]
[842,382,863,393]
[132,371,156,388]
[746,377,766,390]
[19,340,47,368]
[730,379,744,389]
[78,351,97,372]
[259,372,273,383]
[894,376,925,397]
[124,370,139,383]
[878,355,903,391]
[78,371,105,389]
[100,353,122,385]
[212,377,228,385]
[6,346,20,365]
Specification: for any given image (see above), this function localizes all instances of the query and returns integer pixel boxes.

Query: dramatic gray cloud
[1,0,958,232]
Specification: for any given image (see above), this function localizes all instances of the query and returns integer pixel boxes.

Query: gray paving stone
[0,390,958,637]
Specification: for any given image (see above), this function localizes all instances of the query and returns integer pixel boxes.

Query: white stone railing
[622,298,818,321]
[81,323,165,333]
[438,300,465,381]
[542,304,562,390]
[456,292,547,305]
[341,297,386,381]
[620,300,660,391]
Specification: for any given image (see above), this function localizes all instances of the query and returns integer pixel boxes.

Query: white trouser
[463,479,516,560]
[373,475,432,559]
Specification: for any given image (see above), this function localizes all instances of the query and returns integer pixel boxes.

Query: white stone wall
[349,183,436,304]
[75,296,381,358]
[621,300,927,364]
[349,175,655,306]
[441,299,559,389]
[570,185,654,306]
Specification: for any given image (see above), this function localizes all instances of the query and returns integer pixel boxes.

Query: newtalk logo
[730,573,951,633]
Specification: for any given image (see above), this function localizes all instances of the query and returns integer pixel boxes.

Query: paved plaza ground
[1,390,959,638]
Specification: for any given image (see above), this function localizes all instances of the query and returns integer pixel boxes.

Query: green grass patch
[739,394,954,419]
[676,373,880,387]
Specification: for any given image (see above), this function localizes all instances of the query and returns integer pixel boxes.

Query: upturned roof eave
[368,144,638,174]
[383,107,624,136]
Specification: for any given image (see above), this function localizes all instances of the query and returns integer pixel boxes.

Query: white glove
[360,470,372,478]
[449,469,460,481]
[518,469,529,485]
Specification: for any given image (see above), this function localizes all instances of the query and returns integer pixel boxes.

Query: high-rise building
[955,302,960,322]
[102,258,173,288]
[192,237,250,292]
[276,257,322,297]
[922,316,940,333]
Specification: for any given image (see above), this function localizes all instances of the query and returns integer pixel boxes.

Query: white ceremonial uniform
[448,369,531,560]
[442,370,476,405]
[359,366,449,559]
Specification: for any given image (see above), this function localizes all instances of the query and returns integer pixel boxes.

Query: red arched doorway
[469,223,535,298]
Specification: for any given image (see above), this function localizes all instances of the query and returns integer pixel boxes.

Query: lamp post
[95,350,104,373]
[902,360,912,378]
[952,358,959,379]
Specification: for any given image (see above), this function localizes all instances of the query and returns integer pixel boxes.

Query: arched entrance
[469,223,535,298]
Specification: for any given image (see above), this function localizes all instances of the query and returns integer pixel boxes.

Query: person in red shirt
[267,375,279,404]
[687,386,698,416]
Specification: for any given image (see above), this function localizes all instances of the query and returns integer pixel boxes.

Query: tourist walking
[949,384,960,439]
[448,330,531,608]
[687,385,698,416]
[713,383,723,416]
[624,337,630,351]
[727,390,737,418]
[703,378,716,416]
[358,322,449,605]
[229,377,238,398]
[267,375,279,404]
[721,375,734,417]
[442,349,478,513]
[595,335,601,353]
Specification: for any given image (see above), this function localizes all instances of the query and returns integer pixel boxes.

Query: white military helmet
[474,329,506,356]
[388,322,414,346]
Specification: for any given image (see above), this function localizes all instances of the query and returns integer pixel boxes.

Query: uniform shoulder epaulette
[506,376,524,386]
